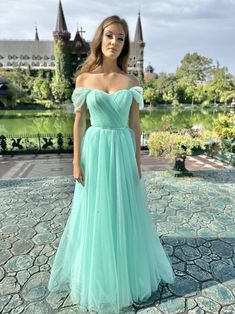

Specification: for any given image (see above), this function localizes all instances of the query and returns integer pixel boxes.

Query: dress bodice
[71,86,144,129]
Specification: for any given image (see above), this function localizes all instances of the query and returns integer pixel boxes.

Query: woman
[48,15,175,313]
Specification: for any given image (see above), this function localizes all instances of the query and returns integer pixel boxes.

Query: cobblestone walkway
[0,170,235,313]
[0,153,232,179]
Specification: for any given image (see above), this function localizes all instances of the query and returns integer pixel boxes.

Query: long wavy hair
[76,15,130,76]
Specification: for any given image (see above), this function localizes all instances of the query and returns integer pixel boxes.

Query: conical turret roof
[134,12,143,42]
[55,0,68,33]
[35,26,39,41]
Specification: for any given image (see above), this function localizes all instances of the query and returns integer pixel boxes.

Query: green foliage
[1,39,74,106]
[176,52,213,85]
[146,111,234,162]
[51,41,72,102]
[141,53,235,106]
[212,114,235,139]
[148,129,206,159]
[143,87,158,104]
[31,78,52,100]
[51,76,72,103]
[40,81,51,100]
[54,41,72,82]
[206,67,235,103]
[0,68,53,105]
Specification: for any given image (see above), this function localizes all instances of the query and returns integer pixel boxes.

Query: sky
[0,0,235,75]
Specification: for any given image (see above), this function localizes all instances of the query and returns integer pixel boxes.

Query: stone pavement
[0,152,232,179]
[0,166,235,313]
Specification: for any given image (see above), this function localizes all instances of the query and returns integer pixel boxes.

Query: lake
[0,106,231,137]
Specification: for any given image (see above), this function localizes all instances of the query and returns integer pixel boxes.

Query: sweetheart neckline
[74,86,142,95]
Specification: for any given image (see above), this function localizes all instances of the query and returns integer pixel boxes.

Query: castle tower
[53,0,71,43]
[35,26,39,41]
[134,12,145,80]
[53,0,71,88]
[70,27,89,75]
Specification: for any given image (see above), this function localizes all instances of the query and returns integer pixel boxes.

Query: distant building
[144,64,158,80]
[0,76,11,107]
[0,1,145,78]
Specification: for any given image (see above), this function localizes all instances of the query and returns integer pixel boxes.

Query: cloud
[0,0,234,75]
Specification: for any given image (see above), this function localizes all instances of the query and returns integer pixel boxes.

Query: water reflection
[140,107,231,133]
[0,107,232,136]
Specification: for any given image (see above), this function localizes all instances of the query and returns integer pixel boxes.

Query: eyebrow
[105,31,125,36]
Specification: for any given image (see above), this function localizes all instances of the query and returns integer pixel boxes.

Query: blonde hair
[76,15,130,76]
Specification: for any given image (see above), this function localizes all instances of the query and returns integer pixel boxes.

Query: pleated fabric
[48,87,175,313]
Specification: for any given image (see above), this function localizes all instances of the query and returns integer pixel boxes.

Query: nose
[111,36,118,45]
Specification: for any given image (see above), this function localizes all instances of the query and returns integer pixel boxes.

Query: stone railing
[0,133,73,155]
[0,131,149,155]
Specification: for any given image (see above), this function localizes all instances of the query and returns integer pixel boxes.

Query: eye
[118,38,124,41]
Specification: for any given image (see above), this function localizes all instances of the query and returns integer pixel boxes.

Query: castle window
[32,55,36,60]
[44,56,49,60]
[0,63,3,67]
[8,55,12,60]
[50,62,55,67]
[0,55,3,59]
[51,55,55,60]
[13,55,18,60]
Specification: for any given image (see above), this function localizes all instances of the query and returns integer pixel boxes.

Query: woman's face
[101,23,125,59]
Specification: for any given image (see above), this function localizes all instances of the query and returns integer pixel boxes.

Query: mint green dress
[48,86,175,313]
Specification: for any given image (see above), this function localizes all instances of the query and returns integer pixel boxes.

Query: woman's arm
[128,75,142,179]
[73,106,86,185]
[129,101,142,179]
[73,75,87,185]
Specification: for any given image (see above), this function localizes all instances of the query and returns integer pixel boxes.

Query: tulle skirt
[48,126,175,313]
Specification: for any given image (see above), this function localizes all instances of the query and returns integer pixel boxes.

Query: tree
[51,76,72,102]
[207,66,235,104]
[176,52,214,86]
[32,78,44,99]
[156,73,179,104]
[143,87,158,106]
[52,41,72,102]
[40,80,51,100]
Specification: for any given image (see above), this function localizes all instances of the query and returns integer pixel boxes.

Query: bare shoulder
[127,74,141,87]
[75,73,92,88]
[75,73,85,87]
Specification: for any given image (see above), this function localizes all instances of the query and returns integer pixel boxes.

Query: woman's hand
[137,163,142,179]
[73,162,85,186]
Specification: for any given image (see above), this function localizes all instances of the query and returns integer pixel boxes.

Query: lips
[109,48,117,52]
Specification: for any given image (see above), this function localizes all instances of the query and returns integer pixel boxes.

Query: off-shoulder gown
[47,86,175,313]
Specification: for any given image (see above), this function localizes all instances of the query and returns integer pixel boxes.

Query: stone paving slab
[0,152,232,179]
[0,170,235,313]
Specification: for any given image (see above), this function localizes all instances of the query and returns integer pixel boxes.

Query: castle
[0,1,145,79]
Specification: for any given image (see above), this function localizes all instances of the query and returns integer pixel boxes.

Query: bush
[148,129,206,159]
[213,114,235,139]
